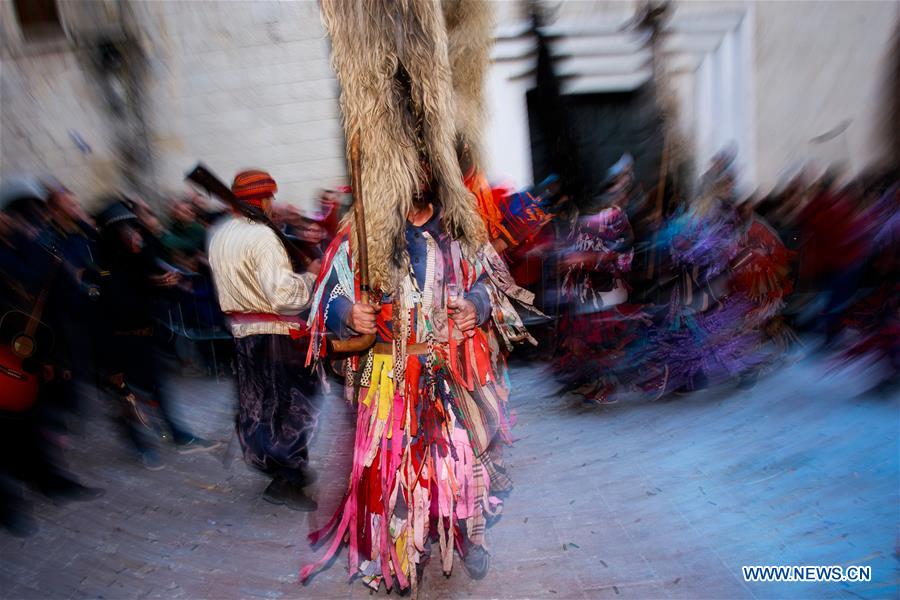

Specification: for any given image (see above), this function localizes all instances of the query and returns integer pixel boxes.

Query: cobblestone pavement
[1,355,897,599]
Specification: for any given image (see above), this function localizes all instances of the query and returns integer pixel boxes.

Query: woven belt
[225,312,305,326]
[374,342,429,355]
[225,312,309,340]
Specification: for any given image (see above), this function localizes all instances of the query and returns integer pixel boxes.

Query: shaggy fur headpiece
[442,0,493,168]
[320,0,487,290]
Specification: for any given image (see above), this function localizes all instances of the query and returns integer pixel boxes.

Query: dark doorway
[526,85,664,194]
[13,0,63,39]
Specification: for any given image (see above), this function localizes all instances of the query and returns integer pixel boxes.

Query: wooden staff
[329,133,376,354]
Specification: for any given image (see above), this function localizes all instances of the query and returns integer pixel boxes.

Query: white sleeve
[253,229,314,315]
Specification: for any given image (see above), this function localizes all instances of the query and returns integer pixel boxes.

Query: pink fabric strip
[306,494,343,545]
[301,390,375,581]
[378,432,394,589]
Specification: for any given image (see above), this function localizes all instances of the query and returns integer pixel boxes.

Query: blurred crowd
[0,150,896,537]
[0,177,341,536]
[520,152,899,404]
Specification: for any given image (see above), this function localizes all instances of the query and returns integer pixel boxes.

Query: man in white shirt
[207,169,321,511]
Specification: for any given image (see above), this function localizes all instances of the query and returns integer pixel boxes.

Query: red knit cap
[232,169,277,207]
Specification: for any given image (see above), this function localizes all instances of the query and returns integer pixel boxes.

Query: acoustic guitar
[0,249,60,412]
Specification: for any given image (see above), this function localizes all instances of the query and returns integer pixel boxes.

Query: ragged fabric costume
[550,157,658,403]
[638,187,792,393]
[487,178,558,310]
[731,214,798,355]
[552,204,651,402]
[464,167,515,249]
[639,197,756,391]
[731,217,794,323]
[494,180,556,253]
[302,210,533,590]
[833,185,899,387]
[301,0,537,593]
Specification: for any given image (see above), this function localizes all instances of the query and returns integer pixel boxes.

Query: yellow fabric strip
[363,353,396,437]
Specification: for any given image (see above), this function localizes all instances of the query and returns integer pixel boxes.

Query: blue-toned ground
[1,351,897,599]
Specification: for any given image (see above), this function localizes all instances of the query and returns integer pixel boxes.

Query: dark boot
[38,475,105,504]
[262,477,317,511]
[0,501,37,538]
[298,466,318,487]
[0,478,36,538]
[461,543,490,580]
[262,477,286,506]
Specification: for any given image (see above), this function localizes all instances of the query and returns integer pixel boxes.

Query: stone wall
[1,0,345,210]
[487,0,898,191]
[753,0,899,184]
[1,0,896,209]
[141,1,344,209]
[0,1,128,208]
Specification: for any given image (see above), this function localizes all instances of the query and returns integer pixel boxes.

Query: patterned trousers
[233,334,320,483]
